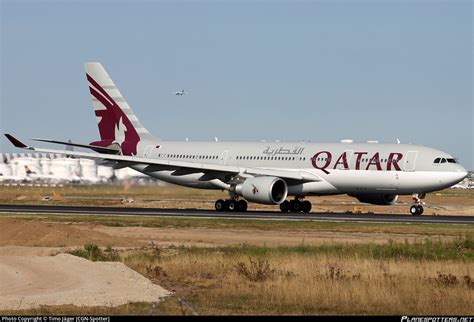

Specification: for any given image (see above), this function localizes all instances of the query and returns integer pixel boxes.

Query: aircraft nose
[452,166,468,184]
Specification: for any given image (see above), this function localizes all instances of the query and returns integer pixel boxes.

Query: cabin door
[404,151,418,172]
[220,150,229,165]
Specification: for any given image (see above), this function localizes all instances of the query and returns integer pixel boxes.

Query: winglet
[4,134,29,149]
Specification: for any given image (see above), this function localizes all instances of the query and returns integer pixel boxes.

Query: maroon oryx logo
[87,74,140,156]
[251,184,259,195]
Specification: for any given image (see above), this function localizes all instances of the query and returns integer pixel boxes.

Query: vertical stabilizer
[84,62,155,156]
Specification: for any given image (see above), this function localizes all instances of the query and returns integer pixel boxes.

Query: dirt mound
[0,219,142,247]
[0,253,170,310]
[0,246,62,256]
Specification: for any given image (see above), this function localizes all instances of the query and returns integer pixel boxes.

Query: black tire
[215,199,226,211]
[280,200,290,213]
[418,205,424,215]
[410,205,420,216]
[228,200,237,212]
[237,200,248,212]
[290,200,302,212]
[301,200,312,213]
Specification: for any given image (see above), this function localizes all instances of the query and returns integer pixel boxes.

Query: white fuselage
[132,141,468,196]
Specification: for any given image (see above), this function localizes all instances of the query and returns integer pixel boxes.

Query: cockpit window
[434,157,456,164]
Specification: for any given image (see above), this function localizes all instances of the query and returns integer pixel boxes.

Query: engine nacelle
[235,176,288,205]
[350,194,399,205]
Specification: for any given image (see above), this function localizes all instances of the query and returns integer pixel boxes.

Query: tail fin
[24,165,34,175]
[84,62,155,156]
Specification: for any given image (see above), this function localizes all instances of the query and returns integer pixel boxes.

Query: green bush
[171,236,473,261]
[68,244,120,262]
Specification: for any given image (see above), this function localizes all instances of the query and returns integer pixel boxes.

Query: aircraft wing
[4,134,320,183]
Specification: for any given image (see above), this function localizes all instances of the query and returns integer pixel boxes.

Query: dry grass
[118,239,474,315]
[2,214,473,239]
[122,249,473,315]
[2,239,473,315]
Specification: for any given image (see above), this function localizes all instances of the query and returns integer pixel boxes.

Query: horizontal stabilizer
[4,134,31,149]
[31,138,120,154]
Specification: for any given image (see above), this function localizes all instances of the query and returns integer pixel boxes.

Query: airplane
[0,169,31,182]
[23,165,81,183]
[0,165,42,182]
[4,62,468,215]
[24,165,37,175]
[174,89,185,96]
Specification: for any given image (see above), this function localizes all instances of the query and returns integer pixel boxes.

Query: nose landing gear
[410,193,426,216]
[410,204,423,216]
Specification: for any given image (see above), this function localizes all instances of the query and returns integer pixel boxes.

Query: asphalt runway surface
[0,204,473,224]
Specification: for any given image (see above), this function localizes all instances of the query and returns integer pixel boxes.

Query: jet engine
[350,194,399,205]
[235,176,288,205]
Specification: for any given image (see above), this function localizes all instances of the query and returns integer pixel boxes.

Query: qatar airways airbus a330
[5,63,468,215]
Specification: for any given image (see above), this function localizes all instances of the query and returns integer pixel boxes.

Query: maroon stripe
[89,87,117,140]
[87,73,116,105]
[89,86,122,120]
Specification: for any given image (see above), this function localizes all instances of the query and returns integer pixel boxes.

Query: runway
[0,204,472,224]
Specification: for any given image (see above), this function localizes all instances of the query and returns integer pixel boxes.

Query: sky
[1,0,472,169]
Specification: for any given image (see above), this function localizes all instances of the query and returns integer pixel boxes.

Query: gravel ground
[0,252,170,310]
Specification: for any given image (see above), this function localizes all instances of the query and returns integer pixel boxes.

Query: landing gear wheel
[410,193,426,216]
[418,205,424,215]
[290,200,302,212]
[227,200,237,212]
[410,205,423,216]
[215,199,227,211]
[280,200,290,213]
[301,200,312,213]
[237,200,248,212]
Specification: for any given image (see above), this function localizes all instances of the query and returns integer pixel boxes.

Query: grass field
[0,184,473,315]
[3,212,474,238]
[3,237,473,315]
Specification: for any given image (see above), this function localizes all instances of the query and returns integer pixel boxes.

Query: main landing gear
[215,199,248,212]
[280,198,312,213]
[410,193,426,216]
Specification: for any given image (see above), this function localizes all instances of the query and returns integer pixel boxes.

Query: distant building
[450,171,473,189]
[0,152,159,185]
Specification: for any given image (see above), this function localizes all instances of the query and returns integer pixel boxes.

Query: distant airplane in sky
[4,62,468,215]
[174,89,185,96]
